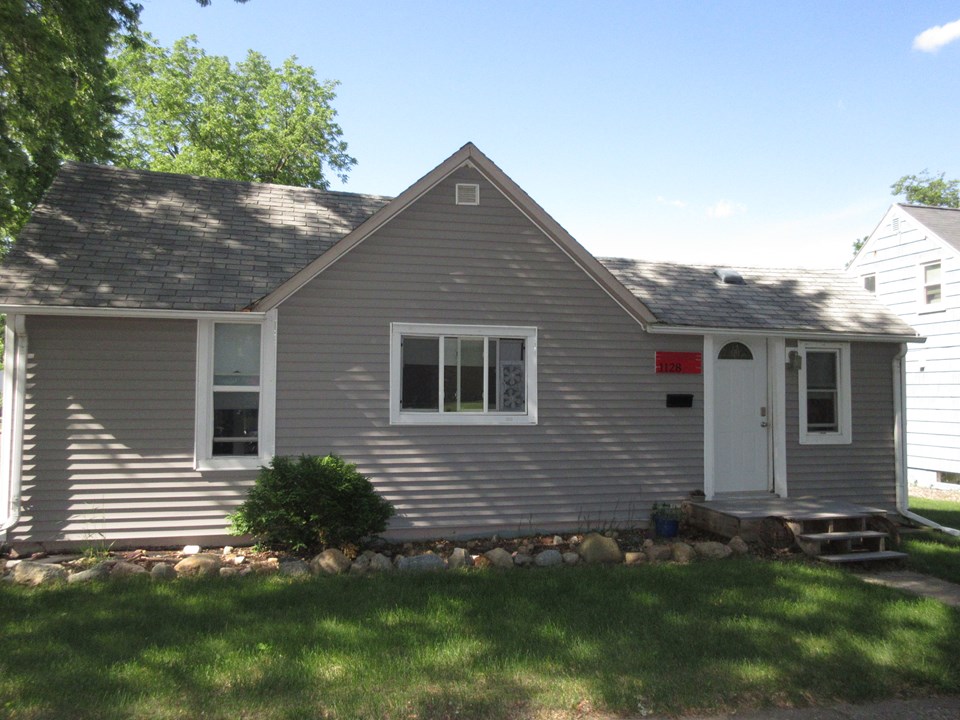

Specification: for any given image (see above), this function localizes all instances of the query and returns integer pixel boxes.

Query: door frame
[703,334,787,499]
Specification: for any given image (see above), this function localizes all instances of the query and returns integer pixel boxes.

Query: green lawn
[905,496,960,584]
[1,559,958,720]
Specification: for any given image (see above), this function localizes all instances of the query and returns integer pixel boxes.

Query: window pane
[402,337,439,410]
[926,285,942,304]
[487,339,498,410]
[214,324,260,386]
[498,338,525,412]
[807,391,838,431]
[863,275,876,293]
[925,263,941,285]
[443,337,484,412]
[806,351,837,390]
[213,391,258,455]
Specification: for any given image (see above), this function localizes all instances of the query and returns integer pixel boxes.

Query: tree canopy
[112,34,355,188]
[890,170,960,208]
[0,0,141,244]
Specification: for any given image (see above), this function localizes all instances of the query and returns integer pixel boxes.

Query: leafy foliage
[228,454,395,552]
[0,0,141,245]
[113,34,355,188]
[891,170,960,208]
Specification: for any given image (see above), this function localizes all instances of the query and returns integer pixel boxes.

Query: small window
[455,183,480,205]
[391,323,537,425]
[718,341,753,360]
[798,342,851,445]
[863,274,876,294]
[922,262,942,306]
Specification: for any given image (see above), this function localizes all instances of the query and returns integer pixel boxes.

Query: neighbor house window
[390,323,537,425]
[921,262,942,307]
[195,313,277,470]
[798,341,851,445]
[862,274,876,294]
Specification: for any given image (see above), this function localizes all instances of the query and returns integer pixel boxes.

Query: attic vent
[714,268,745,285]
[892,217,900,232]
[455,183,480,206]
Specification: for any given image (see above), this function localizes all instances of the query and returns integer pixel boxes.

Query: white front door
[713,337,770,494]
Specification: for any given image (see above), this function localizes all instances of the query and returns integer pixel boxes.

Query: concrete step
[818,550,908,564]
[798,530,888,542]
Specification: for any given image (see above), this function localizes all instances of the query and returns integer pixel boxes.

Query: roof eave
[645,323,925,343]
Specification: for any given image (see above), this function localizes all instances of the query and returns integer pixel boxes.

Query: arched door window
[718,341,753,360]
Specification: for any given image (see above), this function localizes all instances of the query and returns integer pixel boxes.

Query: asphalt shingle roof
[599,258,918,337]
[0,162,391,311]
[899,204,960,252]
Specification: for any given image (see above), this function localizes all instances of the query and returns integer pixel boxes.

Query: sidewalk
[648,695,960,719]
[857,569,960,607]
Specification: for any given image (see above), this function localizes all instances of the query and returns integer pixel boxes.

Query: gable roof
[600,258,919,339]
[0,162,390,312]
[898,204,960,252]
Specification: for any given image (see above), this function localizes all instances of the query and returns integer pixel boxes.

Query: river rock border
[1,532,753,588]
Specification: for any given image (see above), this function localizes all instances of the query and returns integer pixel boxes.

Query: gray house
[0,144,920,548]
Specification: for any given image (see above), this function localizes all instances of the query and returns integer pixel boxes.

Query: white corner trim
[194,310,277,471]
[702,335,715,499]
[389,322,538,426]
[769,337,788,497]
[1,315,27,535]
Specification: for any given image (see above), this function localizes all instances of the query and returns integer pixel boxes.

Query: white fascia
[0,304,267,321]
[1,315,27,537]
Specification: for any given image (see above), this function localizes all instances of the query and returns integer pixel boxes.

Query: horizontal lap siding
[785,342,897,508]
[277,166,704,538]
[13,316,254,545]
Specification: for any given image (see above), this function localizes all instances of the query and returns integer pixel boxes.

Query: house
[848,203,960,487]
[0,143,921,548]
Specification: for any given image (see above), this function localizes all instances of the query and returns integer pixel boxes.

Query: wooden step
[798,530,888,542]
[817,551,908,564]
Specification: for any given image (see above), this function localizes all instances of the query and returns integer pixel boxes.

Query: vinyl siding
[11,316,255,545]
[849,207,960,475]
[276,166,705,539]
[785,341,897,508]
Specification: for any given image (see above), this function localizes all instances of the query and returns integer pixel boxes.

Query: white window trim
[195,311,278,470]
[389,322,538,426]
[798,341,851,445]
[918,260,943,312]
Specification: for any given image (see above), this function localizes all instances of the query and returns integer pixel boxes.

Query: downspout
[893,342,960,536]
[0,315,27,541]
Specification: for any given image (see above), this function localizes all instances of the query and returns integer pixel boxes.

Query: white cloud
[913,18,960,52]
[656,195,687,208]
[706,200,746,219]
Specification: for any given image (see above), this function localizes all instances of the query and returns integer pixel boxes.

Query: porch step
[818,550,908,564]
[798,530,888,542]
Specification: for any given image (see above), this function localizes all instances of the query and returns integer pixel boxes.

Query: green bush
[227,454,395,552]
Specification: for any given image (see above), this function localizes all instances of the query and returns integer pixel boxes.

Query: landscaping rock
[174,553,220,577]
[279,560,311,577]
[553,535,564,546]
[578,533,622,564]
[562,552,580,565]
[513,552,534,567]
[448,547,473,569]
[68,563,111,584]
[310,549,351,575]
[696,541,733,560]
[181,545,201,556]
[624,551,646,566]
[219,567,241,578]
[534,549,563,567]
[350,552,373,575]
[151,563,177,581]
[12,561,66,586]
[368,553,393,573]
[483,547,514,568]
[728,536,750,555]
[671,542,696,564]
[645,544,673,563]
[111,561,149,578]
[249,558,279,574]
[396,552,446,572]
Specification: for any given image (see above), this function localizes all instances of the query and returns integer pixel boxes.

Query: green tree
[113,34,355,188]
[0,0,141,246]
[891,170,960,208]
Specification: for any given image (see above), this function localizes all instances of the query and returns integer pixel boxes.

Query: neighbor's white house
[848,204,960,486]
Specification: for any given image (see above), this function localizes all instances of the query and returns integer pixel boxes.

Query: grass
[1,559,958,720]
[905,495,960,584]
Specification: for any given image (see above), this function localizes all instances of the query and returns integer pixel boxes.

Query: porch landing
[684,496,906,563]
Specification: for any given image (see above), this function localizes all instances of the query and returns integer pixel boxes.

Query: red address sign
[655,351,702,374]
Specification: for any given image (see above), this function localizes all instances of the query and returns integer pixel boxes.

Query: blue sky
[140,1,960,268]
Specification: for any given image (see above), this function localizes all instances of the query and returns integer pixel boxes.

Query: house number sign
[655,351,702,374]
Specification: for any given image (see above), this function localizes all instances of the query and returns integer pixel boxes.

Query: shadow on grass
[1,558,958,719]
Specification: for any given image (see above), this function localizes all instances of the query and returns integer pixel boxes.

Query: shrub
[228,454,395,552]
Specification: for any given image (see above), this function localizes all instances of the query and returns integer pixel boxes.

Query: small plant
[650,503,684,521]
[227,454,395,552]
